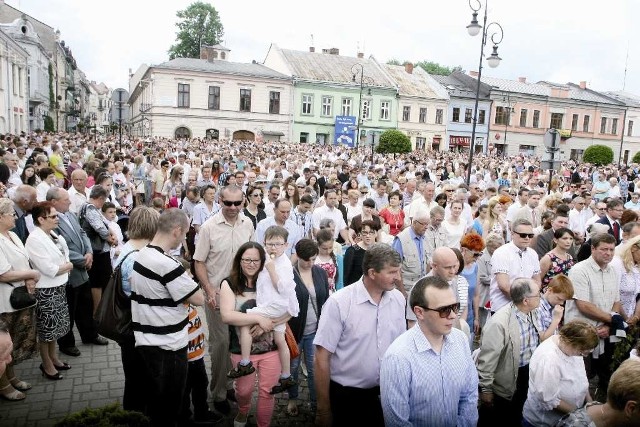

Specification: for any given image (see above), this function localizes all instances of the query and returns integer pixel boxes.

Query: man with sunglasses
[489,218,541,313]
[380,276,478,427]
[193,184,255,415]
[477,278,542,426]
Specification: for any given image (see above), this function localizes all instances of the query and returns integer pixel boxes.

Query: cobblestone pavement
[0,322,315,426]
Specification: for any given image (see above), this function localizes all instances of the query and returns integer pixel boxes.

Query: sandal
[270,376,297,394]
[8,378,31,392]
[286,401,299,416]
[0,386,26,401]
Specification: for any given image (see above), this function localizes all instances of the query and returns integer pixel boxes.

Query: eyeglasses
[413,219,428,227]
[264,242,285,248]
[250,193,262,198]
[360,192,369,195]
[221,200,243,207]
[472,251,483,258]
[419,303,461,318]
[526,291,542,300]
[514,232,534,239]
[297,185,306,189]
[240,258,261,265]
[2,212,17,218]
[46,214,58,219]
[360,230,376,236]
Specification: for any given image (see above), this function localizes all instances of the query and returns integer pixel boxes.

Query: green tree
[386,59,402,65]
[582,144,614,165]
[43,115,55,132]
[376,130,412,155]
[168,2,224,60]
[416,60,462,76]
[633,151,640,164]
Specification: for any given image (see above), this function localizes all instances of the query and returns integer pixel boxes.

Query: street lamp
[465,0,504,185]
[351,63,375,156]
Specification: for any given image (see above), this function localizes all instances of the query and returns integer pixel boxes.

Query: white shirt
[68,186,89,215]
[568,208,592,235]
[255,252,299,318]
[312,205,347,239]
[490,242,541,312]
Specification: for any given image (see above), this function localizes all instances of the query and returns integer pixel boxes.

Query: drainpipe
[618,108,627,166]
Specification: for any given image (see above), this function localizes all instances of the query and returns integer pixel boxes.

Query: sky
[6,0,639,97]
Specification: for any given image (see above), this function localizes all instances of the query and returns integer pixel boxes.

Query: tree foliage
[376,130,412,154]
[385,59,462,76]
[386,59,402,65]
[582,144,614,166]
[168,2,224,60]
[632,151,640,164]
[44,115,55,132]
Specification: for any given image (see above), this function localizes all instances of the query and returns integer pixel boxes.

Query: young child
[180,304,222,424]
[537,274,574,341]
[227,225,299,395]
[101,202,123,268]
[315,229,338,293]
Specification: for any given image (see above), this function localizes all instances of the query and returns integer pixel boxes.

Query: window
[533,110,540,128]
[583,115,590,132]
[600,117,607,134]
[478,110,486,125]
[177,83,190,108]
[239,88,251,112]
[301,94,313,115]
[519,144,536,155]
[571,114,578,131]
[612,118,618,135]
[321,96,333,116]
[416,137,426,150]
[208,86,220,110]
[419,107,427,123]
[402,106,411,121]
[519,109,527,127]
[570,149,584,160]
[464,108,472,124]
[362,99,372,120]
[495,106,509,125]
[341,98,352,116]
[380,101,390,120]
[452,107,460,122]
[269,91,280,114]
[550,113,563,129]
[628,120,634,136]
[299,132,309,143]
[435,108,443,124]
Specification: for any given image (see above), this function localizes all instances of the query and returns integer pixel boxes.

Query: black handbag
[8,284,36,310]
[94,250,138,344]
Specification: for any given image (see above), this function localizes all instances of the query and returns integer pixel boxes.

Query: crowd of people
[0,131,639,427]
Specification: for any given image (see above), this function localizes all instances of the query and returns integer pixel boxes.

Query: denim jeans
[288,332,316,406]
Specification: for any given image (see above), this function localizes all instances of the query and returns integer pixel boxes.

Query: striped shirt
[515,309,539,367]
[131,245,200,351]
[187,304,205,361]
[380,326,478,427]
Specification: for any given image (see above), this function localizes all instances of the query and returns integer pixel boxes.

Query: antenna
[310,34,314,46]
[623,39,630,90]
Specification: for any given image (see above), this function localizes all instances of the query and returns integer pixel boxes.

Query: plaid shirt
[515,309,539,367]
[290,208,313,239]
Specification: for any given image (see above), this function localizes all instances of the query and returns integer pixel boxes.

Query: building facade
[0,28,28,134]
[128,45,292,140]
[264,44,398,147]
[604,91,640,164]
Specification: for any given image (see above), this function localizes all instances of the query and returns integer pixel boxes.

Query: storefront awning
[450,136,470,147]
[262,131,284,136]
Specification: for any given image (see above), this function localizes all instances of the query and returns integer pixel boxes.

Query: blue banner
[334,115,356,147]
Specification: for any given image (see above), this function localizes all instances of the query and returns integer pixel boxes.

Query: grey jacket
[79,203,110,252]
[56,211,92,287]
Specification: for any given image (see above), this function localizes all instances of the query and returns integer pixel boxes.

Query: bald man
[68,169,90,215]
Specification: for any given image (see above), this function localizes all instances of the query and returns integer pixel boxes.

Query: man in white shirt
[312,188,350,242]
[624,192,640,210]
[407,182,438,225]
[569,196,592,237]
[68,169,90,215]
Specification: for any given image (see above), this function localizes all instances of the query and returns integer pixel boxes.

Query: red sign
[450,136,470,147]
[13,107,18,112]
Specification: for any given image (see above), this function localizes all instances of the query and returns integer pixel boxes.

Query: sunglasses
[419,303,461,318]
[221,200,243,207]
[514,232,534,239]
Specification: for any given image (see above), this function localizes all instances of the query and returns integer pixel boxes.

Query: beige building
[0,28,28,134]
[128,45,293,140]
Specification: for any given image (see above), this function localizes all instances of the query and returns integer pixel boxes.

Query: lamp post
[465,0,504,185]
[351,63,374,156]
[502,93,514,158]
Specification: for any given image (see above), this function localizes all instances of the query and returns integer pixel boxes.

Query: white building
[128,45,293,140]
[0,28,28,134]
[605,91,640,164]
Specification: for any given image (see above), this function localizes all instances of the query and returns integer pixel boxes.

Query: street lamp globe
[467,12,482,36]
[486,45,502,68]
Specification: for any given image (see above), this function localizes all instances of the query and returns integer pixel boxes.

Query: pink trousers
[230,351,281,427]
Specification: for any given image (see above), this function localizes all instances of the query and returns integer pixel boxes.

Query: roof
[480,76,549,96]
[278,48,396,88]
[155,58,289,80]
[603,91,640,108]
[432,71,491,99]
[382,64,448,99]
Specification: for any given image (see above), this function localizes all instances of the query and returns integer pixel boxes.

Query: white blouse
[0,231,32,313]
[25,227,70,289]
[522,336,590,427]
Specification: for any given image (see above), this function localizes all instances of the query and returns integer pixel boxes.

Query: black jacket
[288,265,330,342]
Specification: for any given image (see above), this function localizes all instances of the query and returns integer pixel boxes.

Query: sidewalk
[0,334,314,426]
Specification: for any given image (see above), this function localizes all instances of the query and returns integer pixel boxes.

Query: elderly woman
[286,239,330,417]
[25,202,73,380]
[522,320,598,426]
[609,235,640,323]
[80,186,116,314]
[114,206,160,413]
[220,241,287,427]
[0,199,40,399]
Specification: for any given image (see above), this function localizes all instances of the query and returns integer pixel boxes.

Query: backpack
[94,250,138,344]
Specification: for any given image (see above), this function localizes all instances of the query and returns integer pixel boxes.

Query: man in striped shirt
[131,208,204,426]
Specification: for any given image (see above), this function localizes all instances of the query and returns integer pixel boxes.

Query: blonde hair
[608,359,640,410]
[619,234,640,273]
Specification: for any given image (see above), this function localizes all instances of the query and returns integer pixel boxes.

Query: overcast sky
[6,0,639,96]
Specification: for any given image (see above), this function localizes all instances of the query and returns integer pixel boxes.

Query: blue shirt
[380,325,479,427]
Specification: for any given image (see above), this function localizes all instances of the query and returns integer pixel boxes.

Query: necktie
[613,222,620,241]
[531,209,537,227]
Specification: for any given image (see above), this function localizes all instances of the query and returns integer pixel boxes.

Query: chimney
[357,52,364,59]
[518,77,527,83]
[309,46,315,53]
[329,47,339,55]
[404,62,414,74]
[579,81,587,89]
[469,70,479,77]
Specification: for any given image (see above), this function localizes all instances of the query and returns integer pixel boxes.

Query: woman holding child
[220,240,292,427]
